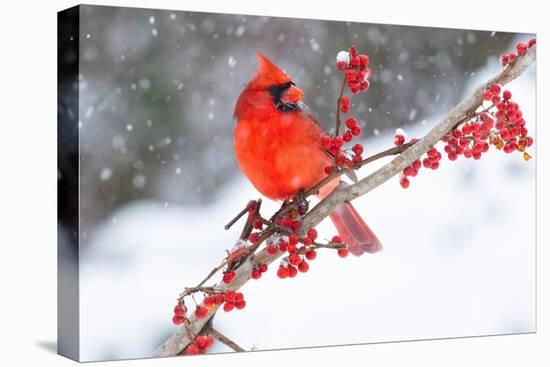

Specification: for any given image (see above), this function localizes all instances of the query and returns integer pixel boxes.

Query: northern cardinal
[233,52,382,256]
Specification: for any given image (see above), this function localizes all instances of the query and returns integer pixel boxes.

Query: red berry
[337,248,349,258]
[528,38,536,47]
[260,263,268,272]
[345,69,358,81]
[500,53,509,65]
[403,166,414,176]
[345,116,357,129]
[351,125,362,136]
[196,335,209,349]
[214,294,224,305]
[307,228,318,241]
[337,61,348,71]
[172,315,185,325]
[174,304,187,317]
[223,302,235,312]
[400,176,410,189]
[331,235,343,243]
[223,271,236,284]
[287,242,297,253]
[342,131,353,142]
[340,96,351,113]
[394,135,405,146]
[204,296,214,306]
[288,233,299,246]
[490,83,501,95]
[252,218,263,229]
[321,135,332,149]
[302,237,313,246]
[248,232,259,243]
[359,54,369,68]
[277,266,289,279]
[298,261,309,273]
[503,90,512,100]
[186,343,200,355]
[333,136,344,148]
[194,306,208,319]
[427,147,438,158]
[251,268,262,279]
[267,244,278,254]
[352,143,364,155]
[224,290,236,302]
[305,249,317,260]
[516,42,527,55]
[235,300,246,310]
[289,253,302,266]
[483,89,493,101]
[205,335,214,347]
[351,56,361,67]
[288,265,298,278]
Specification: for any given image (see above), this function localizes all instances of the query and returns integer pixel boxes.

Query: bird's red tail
[329,202,382,256]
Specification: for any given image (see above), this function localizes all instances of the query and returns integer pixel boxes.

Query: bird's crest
[249,52,293,88]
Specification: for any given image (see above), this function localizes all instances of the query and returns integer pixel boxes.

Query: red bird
[233,53,382,256]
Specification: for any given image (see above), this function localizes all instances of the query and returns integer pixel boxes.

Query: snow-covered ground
[79,57,535,362]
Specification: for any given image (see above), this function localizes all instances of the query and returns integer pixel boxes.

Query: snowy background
[61,5,535,362]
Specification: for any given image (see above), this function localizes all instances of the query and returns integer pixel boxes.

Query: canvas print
[57,4,536,362]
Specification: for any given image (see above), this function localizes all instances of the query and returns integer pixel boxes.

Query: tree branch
[153,44,535,358]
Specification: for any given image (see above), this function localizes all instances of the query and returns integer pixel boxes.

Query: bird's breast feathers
[234,115,330,200]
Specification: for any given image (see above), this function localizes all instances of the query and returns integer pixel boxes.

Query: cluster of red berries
[200,290,247,317]
[336,45,372,94]
[483,84,533,158]
[274,228,317,279]
[219,290,246,312]
[332,235,349,257]
[321,131,364,171]
[185,335,214,355]
[251,263,268,279]
[273,211,304,233]
[500,38,536,66]
[317,46,371,175]
[397,79,534,189]
[274,232,349,279]
[398,146,442,189]
[172,303,188,325]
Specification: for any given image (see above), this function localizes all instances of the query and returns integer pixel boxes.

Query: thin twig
[335,78,347,136]
[225,200,255,230]
[208,328,245,352]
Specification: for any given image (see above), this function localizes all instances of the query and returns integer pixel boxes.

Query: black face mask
[268,82,303,112]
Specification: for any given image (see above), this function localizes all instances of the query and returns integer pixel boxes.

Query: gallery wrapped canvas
[58,4,536,362]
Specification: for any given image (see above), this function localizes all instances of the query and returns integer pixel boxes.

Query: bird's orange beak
[280,85,304,104]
